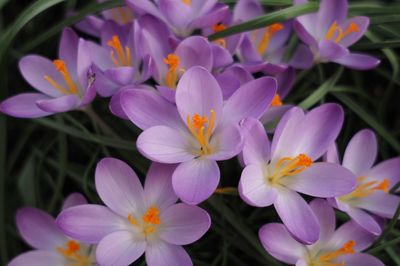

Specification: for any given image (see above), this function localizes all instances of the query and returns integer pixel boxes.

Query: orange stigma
[107,35,132,67]
[340,176,390,201]
[44,60,79,95]
[164,53,184,89]
[57,240,92,266]
[182,0,191,5]
[271,94,283,107]
[212,23,227,47]
[110,7,134,25]
[268,154,312,184]
[318,240,356,265]
[325,21,360,43]
[127,206,161,236]
[187,109,216,156]
[255,23,284,55]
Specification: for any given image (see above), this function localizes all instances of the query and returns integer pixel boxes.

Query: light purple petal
[239,164,277,207]
[137,126,195,163]
[0,93,52,118]
[207,123,243,161]
[172,158,220,205]
[159,0,192,29]
[233,0,263,22]
[59,28,79,75]
[274,188,320,244]
[309,199,336,244]
[260,105,293,127]
[352,192,400,219]
[367,157,400,189]
[211,44,233,69]
[190,3,229,29]
[242,118,271,165]
[95,157,145,217]
[318,40,349,61]
[342,253,384,266]
[126,0,162,20]
[175,36,213,71]
[109,88,129,119]
[328,221,377,251]
[317,0,348,37]
[339,16,369,47]
[223,77,277,125]
[176,66,223,129]
[289,44,314,69]
[36,95,80,113]
[293,20,317,47]
[96,230,146,266]
[325,143,340,164]
[146,241,192,266]
[282,162,356,197]
[77,39,92,91]
[159,203,210,245]
[259,223,306,264]
[333,53,380,70]
[343,129,377,175]
[104,67,135,85]
[8,250,65,266]
[347,207,382,235]
[16,207,66,250]
[56,204,125,243]
[144,163,178,211]
[62,192,87,210]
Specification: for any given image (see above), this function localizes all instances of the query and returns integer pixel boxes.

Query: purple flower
[57,158,210,266]
[0,28,95,118]
[239,104,356,244]
[125,0,229,37]
[121,66,277,204]
[326,129,400,235]
[8,193,96,266]
[259,199,384,266]
[294,0,380,70]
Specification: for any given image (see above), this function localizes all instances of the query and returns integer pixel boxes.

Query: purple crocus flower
[326,129,400,235]
[0,28,95,118]
[8,193,96,266]
[57,158,210,266]
[294,0,380,70]
[125,0,230,37]
[239,105,356,244]
[259,199,384,266]
[121,66,277,204]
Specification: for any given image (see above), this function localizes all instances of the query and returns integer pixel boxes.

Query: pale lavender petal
[172,158,219,205]
[207,123,243,161]
[216,64,253,99]
[242,118,271,165]
[157,85,176,103]
[309,199,336,244]
[318,40,349,61]
[36,95,80,113]
[325,143,340,164]
[239,164,277,207]
[146,241,192,266]
[56,204,125,243]
[8,250,65,266]
[96,231,146,266]
[126,0,162,20]
[259,223,306,264]
[77,39,92,91]
[95,157,145,216]
[121,88,182,130]
[317,0,348,36]
[160,203,210,245]
[176,66,223,128]
[347,207,382,235]
[342,253,384,266]
[343,129,377,175]
[144,163,178,211]
[239,35,262,62]
[0,93,52,118]
[109,88,128,119]
[339,17,369,47]
[211,44,233,69]
[367,157,400,189]
[260,105,293,127]
[92,66,120,97]
[289,44,314,69]
[62,192,87,210]
[175,36,213,71]
[233,0,263,22]
[16,207,66,250]
[352,192,400,219]
[274,188,320,244]
[159,0,192,29]
[104,67,135,85]
[333,53,380,70]
[282,162,356,197]
[87,41,113,71]
[59,28,79,75]
[328,221,377,251]
[223,77,277,125]
[293,20,318,47]
[190,3,229,29]
[137,126,195,163]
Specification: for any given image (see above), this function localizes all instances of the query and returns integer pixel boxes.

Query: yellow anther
[164,53,182,89]
[341,177,390,201]
[212,23,227,47]
[142,207,161,225]
[271,94,283,107]
[257,23,284,55]
[325,21,360,43]
[182,0,191,6]
[268,154,313,184]
[319,240,356,263]
[186,109,216,156]
[110,7,134,25]
[107,35,132,67]
[57,240,92,266]
[127,206,161,236]
[44,59,79,95]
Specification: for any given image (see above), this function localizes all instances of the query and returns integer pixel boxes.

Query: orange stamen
[271,94,283,107]
[186,109,216,156]
[182,0,191,5]
[44,60,79,95]
[57,240,92,265]
[142,207,161,225]
[269,154,312,184]
[325,21,360,43]
[127,207,161,236]
[319,240,356,263]
[257,23,284,55]
[111,7,133,25]
[212,23,227,47]
[164,53,183,89]
[107,35,131,67]
[341,177,390,200]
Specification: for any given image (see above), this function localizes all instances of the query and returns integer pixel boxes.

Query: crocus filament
[57,240,92,266]
[315,240,356,266]
[107,35,132,67]
[186,110,216,156]
[271,94,283,107]
[254,23,284,55]
[44,60,78,95]
[182,0,191,5]
[268,154,312,183]
[340,176,389,201]
[164,53,185,89]
[325,21,360,43]
[128,206,161,236]
[110,7,133,25]
[212,23,227,47]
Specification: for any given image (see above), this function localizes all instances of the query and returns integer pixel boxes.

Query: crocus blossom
[0,28,95,118]
[239,105,356,244]
[9,193,96,266]
[57,158,210,266]
[259,199,384,266]
[326,129,400,235]
[294,0,380,70]
[122,66,277,204]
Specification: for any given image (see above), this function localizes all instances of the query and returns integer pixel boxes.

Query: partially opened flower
[294,0,380,70]
[259,199,384,266]
[9,193,96,266]
[326,129,400,235]
[121,66,277,204]
[57,158,210,266]
[0,28,95,118]
[239,105,356,244]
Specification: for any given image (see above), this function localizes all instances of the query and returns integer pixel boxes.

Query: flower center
[186,109,216,156]
[325,21,360,43]
[110,7,133,25]
[212,23,227,47]
[339,176,390,202]
[44,60,79,95]
[182,0,191,6]
[127,206,161,236]
[57,240,92,266]
[268,154,312,184]
[107,35,132,67]
[309,240,356,266]
[164,53,185,89]
[271,94,283,107]
[253,23,284,56]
